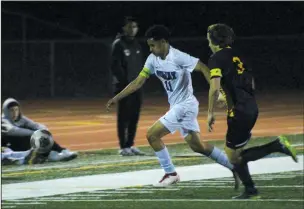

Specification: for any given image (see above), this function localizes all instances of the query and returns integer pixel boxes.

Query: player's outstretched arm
[106,74,147,111]
[194,61,211,84]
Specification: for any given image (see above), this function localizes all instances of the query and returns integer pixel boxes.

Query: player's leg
[7,149,31,159]
[147,120,171,151]
[225,111,260,199]
[184,131,234,170]
[231,134,298,198]
[51,141,66,153]
[180,101,234,171]
[234,111,297,164]
[225,145,259,199]
[0,136,48,165]
[179,99,240,190]
[147,119,179,187]
[240,135,298,163]
[183,130,240,190]
[117,96,132,155]
[1,147,27,165]
[126,90,144,155]
[3,134,63,152]
[1,135,32,151]
[2,132,76,162]
[48,143,78,162]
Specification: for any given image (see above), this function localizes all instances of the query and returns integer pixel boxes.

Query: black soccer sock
[234,162,255,189]
[51,141,65,152]
[241,139,282,163]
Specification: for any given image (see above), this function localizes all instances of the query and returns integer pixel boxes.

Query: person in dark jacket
[111,16,145,156]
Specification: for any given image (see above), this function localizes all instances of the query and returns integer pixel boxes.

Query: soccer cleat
[278,135,298,163]
[59,149,78,161]
[232,169,241,191]
[119,148,134,156]
[233,187,261,199]
[130,147,145,156]
[153,172,180,187]
[48,150,78,162]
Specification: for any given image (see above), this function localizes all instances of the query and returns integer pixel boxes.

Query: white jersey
[143,46,199,106]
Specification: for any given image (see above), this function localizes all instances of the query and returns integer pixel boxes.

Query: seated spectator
[1,98,78,162]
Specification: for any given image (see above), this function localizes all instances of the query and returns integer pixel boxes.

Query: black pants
[115,88,142,149]
[1,135,65,152]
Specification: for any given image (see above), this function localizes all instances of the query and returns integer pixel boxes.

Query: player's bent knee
[185,132,211,155]
[146,128,158,144]
[225,146,242,164]
[228,156,239,164]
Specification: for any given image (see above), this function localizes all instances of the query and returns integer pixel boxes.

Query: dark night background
[1,1,304,99]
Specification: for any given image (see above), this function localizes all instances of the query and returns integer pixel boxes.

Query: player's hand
[1,119,14,133]
[106,98,117,112]
[207,112,215,132]
[216,92,226,108]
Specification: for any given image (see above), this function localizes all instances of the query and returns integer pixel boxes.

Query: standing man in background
[110,16,145,156]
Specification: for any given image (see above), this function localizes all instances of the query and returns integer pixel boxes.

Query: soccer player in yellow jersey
[206,23,298,199]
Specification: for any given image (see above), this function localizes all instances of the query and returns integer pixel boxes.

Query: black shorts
[226,110,258,149]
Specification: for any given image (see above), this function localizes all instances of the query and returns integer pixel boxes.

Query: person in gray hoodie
[1,98,78,162]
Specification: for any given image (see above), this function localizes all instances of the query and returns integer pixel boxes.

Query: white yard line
[2,202,46,205]
[2,156,158,173]
[64,194,128,197]
[192,180,236,183]
[63,194,111,197]
[291,143,304,147]
[179,182,230,185]
[176,185,304,188]
[69,191,154,194]
[115,188,180,191]
[5,199,304,202]
[2,156,303,200]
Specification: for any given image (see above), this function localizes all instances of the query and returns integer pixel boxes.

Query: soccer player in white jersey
[107,25,239,188]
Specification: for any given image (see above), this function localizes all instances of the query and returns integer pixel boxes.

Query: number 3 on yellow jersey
[233,57,245,74]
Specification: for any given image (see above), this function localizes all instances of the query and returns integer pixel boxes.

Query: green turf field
[2,134,304,209]
[2,134,303,184]
[2,171,304,209]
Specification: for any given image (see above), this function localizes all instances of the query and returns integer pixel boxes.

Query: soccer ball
[30,129,54,154]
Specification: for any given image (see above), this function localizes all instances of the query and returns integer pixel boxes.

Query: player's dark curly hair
[207,24,235,47]
[145,25,171,41]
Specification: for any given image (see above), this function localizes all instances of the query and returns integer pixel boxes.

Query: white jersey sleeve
[174,49,199,73]
[143,54,155,75]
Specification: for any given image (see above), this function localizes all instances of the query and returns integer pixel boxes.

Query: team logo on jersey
[156,71,177,80]
[136,50,140,54]
[124,49,131,56]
